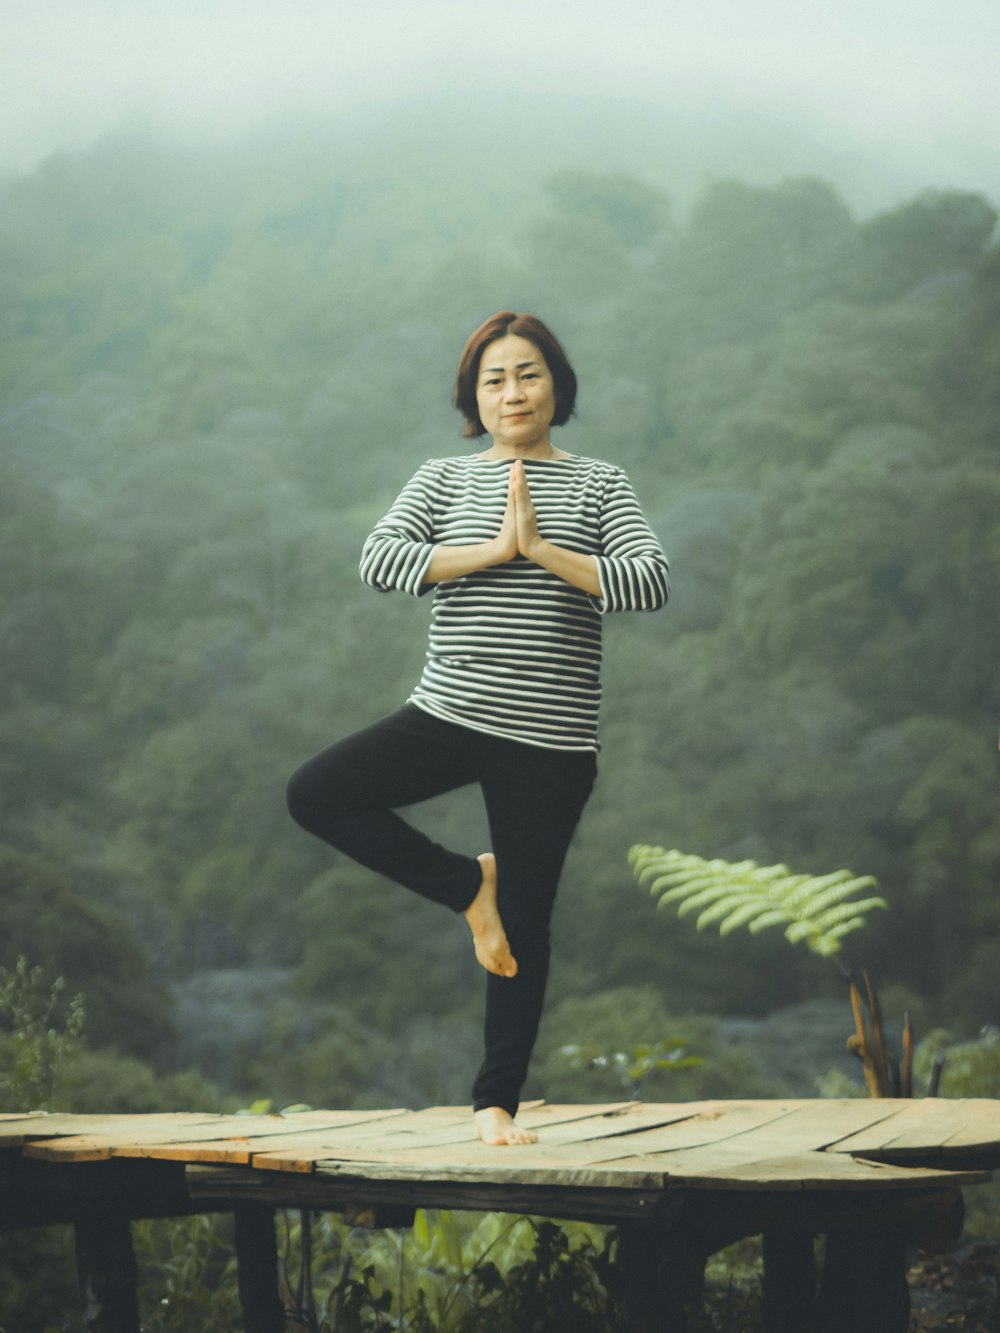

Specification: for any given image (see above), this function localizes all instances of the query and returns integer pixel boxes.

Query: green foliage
[130,1208,626,1333]
[534,988,778,1102]
[912,1029,1000,1240]
[0,959,88,1329]
[135,1215,242,1332]
[630,846,887,958]
[63,1046,225,1114]
[561,1039,702,1100]
[293,1211,626,1333]
[2,129,999,1109]
[0,847,173,1058]
[0,956,84,1112]
[0,1227,81,1332]
[914,1027,1000,1099]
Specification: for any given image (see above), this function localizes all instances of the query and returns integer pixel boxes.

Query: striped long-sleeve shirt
[359,454,669,751]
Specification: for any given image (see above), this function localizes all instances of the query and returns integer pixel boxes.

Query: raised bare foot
[474,1106,538,1145]
[464,854,517,978]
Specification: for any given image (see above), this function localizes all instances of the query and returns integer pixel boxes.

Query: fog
[4,0,1000,1218]
[6,0,1000,210]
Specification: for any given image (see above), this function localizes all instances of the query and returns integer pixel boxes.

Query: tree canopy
[2,129,997,1107]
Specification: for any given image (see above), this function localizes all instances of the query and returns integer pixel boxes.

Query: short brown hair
[452,310,578,438]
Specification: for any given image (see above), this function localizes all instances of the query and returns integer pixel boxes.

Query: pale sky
[4,0,1000,204]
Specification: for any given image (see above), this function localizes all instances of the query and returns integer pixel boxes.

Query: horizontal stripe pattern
[359,455,669,750]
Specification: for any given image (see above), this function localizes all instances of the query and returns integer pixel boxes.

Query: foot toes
[474,1108,538,1146]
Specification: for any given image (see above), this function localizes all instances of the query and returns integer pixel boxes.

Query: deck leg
[234,1204,285,1333]
[762,1226,817,1333]
[74,1209,140,1333]
[619,1220,695,1333]
[817,1225,909,1333]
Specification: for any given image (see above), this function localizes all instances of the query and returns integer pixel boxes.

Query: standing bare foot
[474,1107,538,1145]
[464,854,517,978]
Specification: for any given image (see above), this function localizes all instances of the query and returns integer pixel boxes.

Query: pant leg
[285,705,482,912]
[471,739,598,1116]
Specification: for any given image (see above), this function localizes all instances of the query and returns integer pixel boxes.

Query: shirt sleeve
[591,467,670,613]
[359,462,438,597]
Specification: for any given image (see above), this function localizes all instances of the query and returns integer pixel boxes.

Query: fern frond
[675,885,739,917]
[695,894,758,931]
[629,845,886,958]
[747,908,795,934]
[814,899,887,931]
[718,900,773,936]
[792,877,881,919]
[653,874,730,903]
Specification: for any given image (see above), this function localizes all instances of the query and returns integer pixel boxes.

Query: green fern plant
[628,847,887,959]
[628,846,921,1096]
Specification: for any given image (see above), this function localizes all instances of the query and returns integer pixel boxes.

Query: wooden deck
[1,1098,998,1332]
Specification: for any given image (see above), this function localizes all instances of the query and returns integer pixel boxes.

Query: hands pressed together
[423,459,602,597]
[495,460,542,564]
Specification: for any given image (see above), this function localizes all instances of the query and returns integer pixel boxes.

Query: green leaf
[632,846,886,957]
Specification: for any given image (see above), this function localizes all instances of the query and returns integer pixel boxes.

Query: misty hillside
[1,122,998,1114]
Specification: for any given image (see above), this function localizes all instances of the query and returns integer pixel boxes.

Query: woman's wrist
[425,538,512,584]
[528,539,602,596]
[486,535,514,566]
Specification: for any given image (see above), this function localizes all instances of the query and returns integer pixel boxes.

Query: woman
[286,311,668,1145]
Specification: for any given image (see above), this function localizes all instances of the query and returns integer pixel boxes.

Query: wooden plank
[518,1100,806,1160]
[184,1161,678,1221]
[350,1103,636,1141]
[563,1101,900,1168]
[831,1099,1000,1157]
[107,1110,412,1164]
[258,1114,708,1177]
[246,1101,928,1186]
[593,1131,949,1186]
[23,1104,553,1169]
[4,1103,615,1184]
[0,1112,221,1149]
[277,1108,419,1124]
[514,1102,701,1142]
[112,1130,406,1167]
[300,1137,986,1193]
[242,1108,490,1169]
[327,1103,651,1151]
[23,1118,285,1163]
[312,1154,670,1190]
[249,1103,639,1173]
[23,1110,410,1163]
[658,1151,990,1191]
[292,1107,782,1175]
[7,1102,999,1195]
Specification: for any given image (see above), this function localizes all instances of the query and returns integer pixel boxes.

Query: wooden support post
[74,1209,140,1333]
[619,1219,697,1333]
[234,1203,285,1333]
[762,1226,817,1333]
[817,1225,909,1333]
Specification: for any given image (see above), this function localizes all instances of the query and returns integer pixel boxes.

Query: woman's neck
[478,440,568,461]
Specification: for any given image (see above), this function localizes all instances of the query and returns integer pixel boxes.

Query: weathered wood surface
[1,1099,996,1202]
[1,1101,996,1333]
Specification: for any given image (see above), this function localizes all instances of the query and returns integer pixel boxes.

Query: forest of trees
[1,127,998,1119]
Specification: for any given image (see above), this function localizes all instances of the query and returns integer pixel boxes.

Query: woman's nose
[504,377,525,401]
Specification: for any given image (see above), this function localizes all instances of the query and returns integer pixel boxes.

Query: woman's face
[475,334,556,452]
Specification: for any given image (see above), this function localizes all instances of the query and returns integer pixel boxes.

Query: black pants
[285,704,597,1115]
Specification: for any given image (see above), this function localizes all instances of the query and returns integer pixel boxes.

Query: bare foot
[464,854,517,978]
[474,1107,538,1145]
